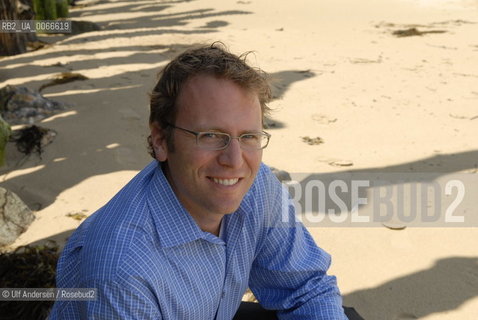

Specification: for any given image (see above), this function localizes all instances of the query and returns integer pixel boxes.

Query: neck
[161,163,224,236]
[197,217,223,236]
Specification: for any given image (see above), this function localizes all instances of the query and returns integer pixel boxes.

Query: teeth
[212,178,239,186]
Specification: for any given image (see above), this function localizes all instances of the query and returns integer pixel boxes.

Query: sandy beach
[1,0,477,318]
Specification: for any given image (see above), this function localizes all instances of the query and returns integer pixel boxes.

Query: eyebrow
[199,128,263,134]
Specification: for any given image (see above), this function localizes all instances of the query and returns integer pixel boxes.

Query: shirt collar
[147,162,225,248]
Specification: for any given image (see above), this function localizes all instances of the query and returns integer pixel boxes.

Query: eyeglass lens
[197,132,268,150]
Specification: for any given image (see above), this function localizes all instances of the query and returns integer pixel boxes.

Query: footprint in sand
[301,136,324,145]
[311,113,337,124]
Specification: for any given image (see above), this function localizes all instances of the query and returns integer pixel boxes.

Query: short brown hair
[148,43,271,157]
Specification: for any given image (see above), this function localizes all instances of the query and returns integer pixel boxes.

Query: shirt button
[222,291,226,298]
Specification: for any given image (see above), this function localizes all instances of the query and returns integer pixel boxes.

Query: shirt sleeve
[248,167,348,319]
[50,278,162,320]
[89,278,162,319]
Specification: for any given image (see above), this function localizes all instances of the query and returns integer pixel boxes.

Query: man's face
[151,74,263,221]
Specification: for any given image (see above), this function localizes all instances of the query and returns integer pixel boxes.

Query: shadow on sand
[343,256,478,319]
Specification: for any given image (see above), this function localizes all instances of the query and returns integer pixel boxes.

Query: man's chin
[208,191,248,213]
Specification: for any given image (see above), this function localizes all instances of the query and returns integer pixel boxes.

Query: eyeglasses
[166,123,271,151]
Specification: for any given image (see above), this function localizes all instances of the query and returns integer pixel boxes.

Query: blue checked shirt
[49,161,347,319]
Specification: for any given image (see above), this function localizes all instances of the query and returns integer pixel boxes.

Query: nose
[218,138,244,168]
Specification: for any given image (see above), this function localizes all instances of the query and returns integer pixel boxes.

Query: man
[49,44,349,319]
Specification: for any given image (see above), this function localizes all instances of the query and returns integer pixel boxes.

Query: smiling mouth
[210,177,240,186]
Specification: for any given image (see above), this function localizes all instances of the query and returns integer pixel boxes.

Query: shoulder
[247,163,286,205]
[79,211,156,281]
[248,163,280,197]
[242,163,300,230]
[57,162,162,285]
[239,163,286,226]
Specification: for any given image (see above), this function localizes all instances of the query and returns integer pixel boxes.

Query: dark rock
[70,20,101,34]
[0,86,15,109]
[0,85,66,125]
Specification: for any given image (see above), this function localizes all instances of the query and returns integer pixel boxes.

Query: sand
[1,0,477,318]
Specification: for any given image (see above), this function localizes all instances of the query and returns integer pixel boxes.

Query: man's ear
[150,123,169,162]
